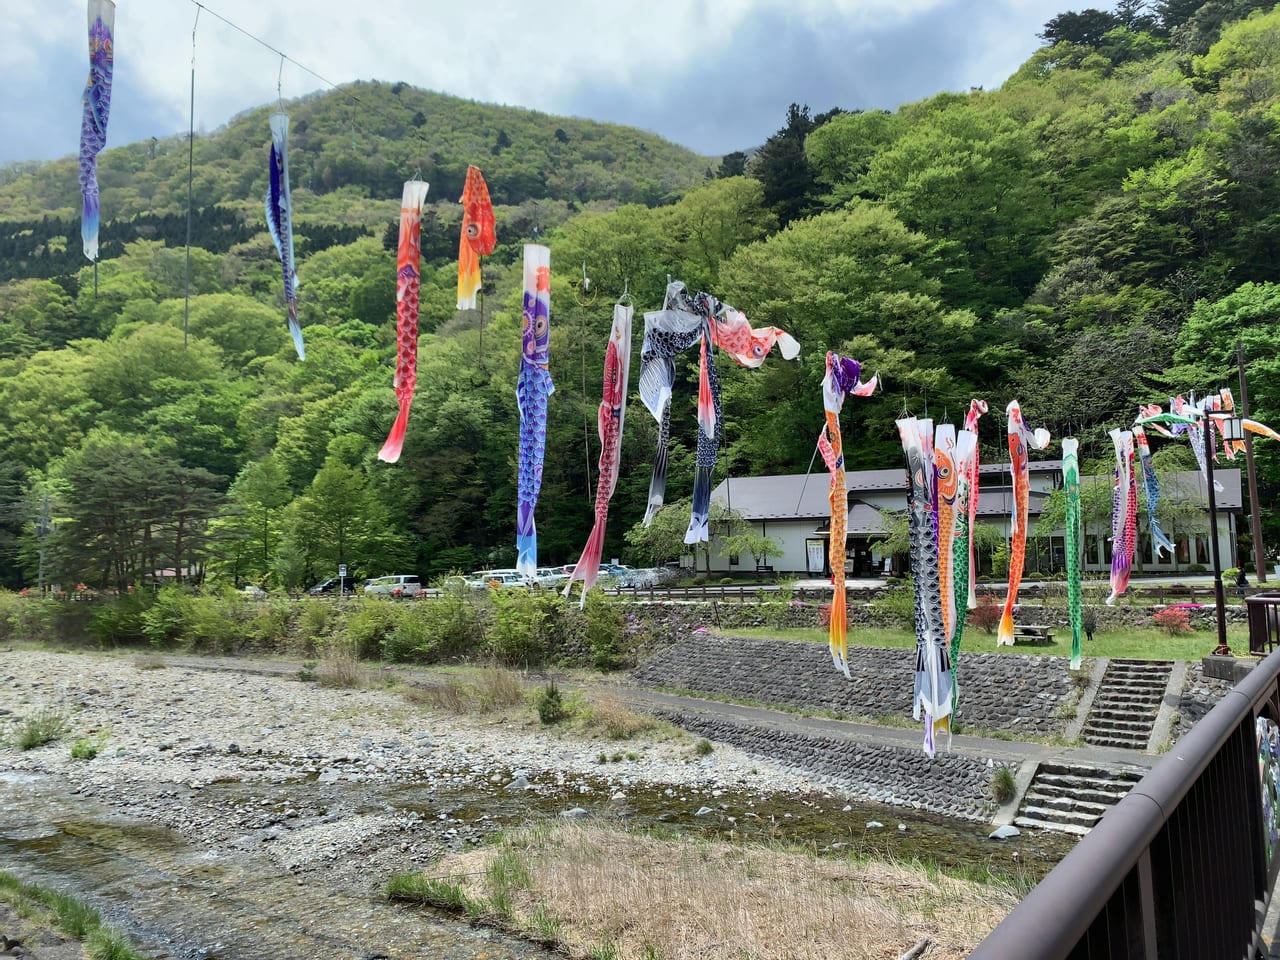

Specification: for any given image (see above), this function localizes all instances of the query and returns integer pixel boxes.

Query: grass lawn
[717,623,1252,662]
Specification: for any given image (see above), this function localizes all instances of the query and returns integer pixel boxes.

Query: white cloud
[1,0,1068,164]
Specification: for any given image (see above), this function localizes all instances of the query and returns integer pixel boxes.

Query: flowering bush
[1152,606,1193,636]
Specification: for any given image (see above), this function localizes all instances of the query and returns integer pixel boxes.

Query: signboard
[338,564,347,578]
[806,539,825,575]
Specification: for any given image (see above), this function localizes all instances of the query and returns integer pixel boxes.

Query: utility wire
[185,0,360,102]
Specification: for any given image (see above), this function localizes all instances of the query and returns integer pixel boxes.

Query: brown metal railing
[1248,593,1280,657]
[970,645,1280,959]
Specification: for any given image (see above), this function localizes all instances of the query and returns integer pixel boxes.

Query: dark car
[308,576,357,595]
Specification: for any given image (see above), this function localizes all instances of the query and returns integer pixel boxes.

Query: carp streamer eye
[466,222,480,239]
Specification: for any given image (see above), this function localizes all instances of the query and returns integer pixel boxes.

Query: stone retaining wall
[624,597,1244,644]
[631,635,1077,737]
[654,709,1004,822]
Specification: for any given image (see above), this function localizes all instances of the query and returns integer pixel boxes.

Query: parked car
[308,576,357,595]
[534,566,569,588]
[363,574,422,597]
[239,584,267,600]
[485,571,535,589]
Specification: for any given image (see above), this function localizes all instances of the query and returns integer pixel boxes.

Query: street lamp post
[1206,412,1244,656]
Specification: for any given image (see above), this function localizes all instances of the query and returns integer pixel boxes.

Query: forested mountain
[2,0,1279,591]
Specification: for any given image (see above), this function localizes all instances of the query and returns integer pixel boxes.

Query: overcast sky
[1,0,1072,166]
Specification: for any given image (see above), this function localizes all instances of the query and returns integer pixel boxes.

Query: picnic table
[1013,623,1055,645]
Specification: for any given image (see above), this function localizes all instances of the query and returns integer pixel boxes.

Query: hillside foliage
[1,0,1279,591]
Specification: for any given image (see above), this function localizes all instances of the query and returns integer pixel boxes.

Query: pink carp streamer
[378,180,430,463]
[564,303,633,606]
[818,354,878,677]
[1105,429,1138,605]
[80,0,115,262]
[997,401,1051,647]
[711,310,800,367]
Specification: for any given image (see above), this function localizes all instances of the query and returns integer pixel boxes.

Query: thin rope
[183,6,199,350]
[793,441,821,514]
[581,313,592,501]
[186,0,357,99]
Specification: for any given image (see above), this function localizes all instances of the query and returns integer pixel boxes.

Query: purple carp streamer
[265,113,304,360]
[516,244,553,578]
[564,303,633,606]
[79,0,115,262]
[818,354,878,677]
[997,402,1050,647]
[897,416,952,757]
[1133,425,1174,560]
[1106,428,1138,605]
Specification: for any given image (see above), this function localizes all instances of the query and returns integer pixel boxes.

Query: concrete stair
[1081,658,1173,750]
[1013,762,1143,835]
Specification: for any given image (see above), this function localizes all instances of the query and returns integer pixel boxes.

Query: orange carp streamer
[997,401,1051,647]
[818,354,878,677]
[378,180,430,463]
[456,165,496,310]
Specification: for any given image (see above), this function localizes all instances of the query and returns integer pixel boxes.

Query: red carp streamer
[378,180,430,463]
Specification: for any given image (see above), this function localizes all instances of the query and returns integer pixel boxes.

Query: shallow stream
[1,767,1076,959]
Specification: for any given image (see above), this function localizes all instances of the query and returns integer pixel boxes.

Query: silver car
[362,575,422,597]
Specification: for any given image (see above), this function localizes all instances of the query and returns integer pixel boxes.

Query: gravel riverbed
[1,650,831,895]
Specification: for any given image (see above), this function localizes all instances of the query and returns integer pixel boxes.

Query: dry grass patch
[582,696,662,740]
[402,666,527,715]
[316,641,366,688]
[412,821,1017,960]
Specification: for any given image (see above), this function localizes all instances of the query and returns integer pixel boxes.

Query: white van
[363,574,422,597]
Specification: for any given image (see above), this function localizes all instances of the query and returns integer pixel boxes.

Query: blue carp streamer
[80,0,115,262]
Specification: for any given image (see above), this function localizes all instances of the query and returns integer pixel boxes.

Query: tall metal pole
[1206,419,1230,655]
[1238,339,1267,583]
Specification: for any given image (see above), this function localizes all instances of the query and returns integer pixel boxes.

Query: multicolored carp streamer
[516,244,553,578]
[997,401,1051,647]
[265,113,304,360]
[79,0,115,262]
[1062,438,1083,670]
[818,354,878,677]
[638,281,798,542]
[638,282,707,527]
[1105,429,1138,605]
[456,166,496,310]
[897,416,952,757]
[948,422,979,720]
[1133,425,1174,560]
[563,303,633,606]
[377,180,430,464]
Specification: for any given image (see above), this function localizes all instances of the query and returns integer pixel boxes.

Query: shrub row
[0,585,652,670]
